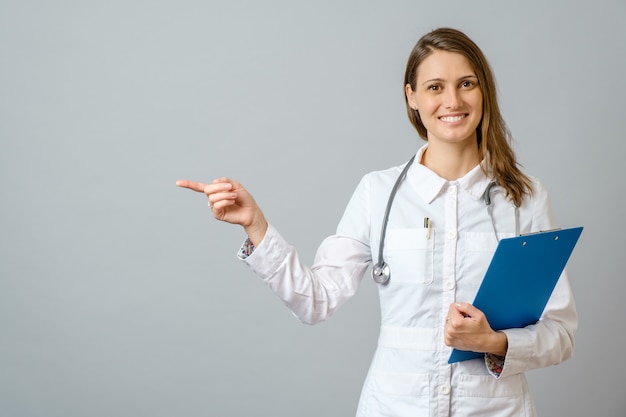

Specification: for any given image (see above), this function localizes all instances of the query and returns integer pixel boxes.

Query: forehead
[416,50,476,81]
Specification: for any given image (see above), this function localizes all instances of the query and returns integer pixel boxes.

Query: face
[406,50,483,147]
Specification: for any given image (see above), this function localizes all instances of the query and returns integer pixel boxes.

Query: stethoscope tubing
[372,155,416,285]
[371,156,519,285]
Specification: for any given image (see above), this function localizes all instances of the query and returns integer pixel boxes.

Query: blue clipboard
[448,226,583,364]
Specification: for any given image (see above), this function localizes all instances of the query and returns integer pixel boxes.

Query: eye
[460,80,476,88]
[427,84,441,92]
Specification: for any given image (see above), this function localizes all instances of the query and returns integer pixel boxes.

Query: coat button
[439,385,451,395]
[448,185,456,194]
[445,280,456,290]
[447,230,457,240]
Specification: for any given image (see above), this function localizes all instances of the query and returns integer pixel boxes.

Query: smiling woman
[402,27,532,206]
[406,51,483,146]
[405,50,484,179]
[177,27,577,417]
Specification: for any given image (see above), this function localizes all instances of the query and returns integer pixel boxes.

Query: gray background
[1,0,625,416]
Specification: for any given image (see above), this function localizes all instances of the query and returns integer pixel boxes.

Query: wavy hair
[404,27,532,206]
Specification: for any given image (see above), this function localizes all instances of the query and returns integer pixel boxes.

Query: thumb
[452,302,481,319]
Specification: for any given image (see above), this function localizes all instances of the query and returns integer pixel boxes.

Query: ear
[405,84,418,110]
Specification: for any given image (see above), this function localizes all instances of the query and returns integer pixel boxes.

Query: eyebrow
[421,75,478,86]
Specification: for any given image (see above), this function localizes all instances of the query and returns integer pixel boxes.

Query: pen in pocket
[424,217,431,239]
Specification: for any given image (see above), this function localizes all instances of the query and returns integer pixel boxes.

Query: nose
[444,88,462,109]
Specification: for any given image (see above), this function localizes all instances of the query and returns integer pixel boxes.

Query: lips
[439,114,467,122]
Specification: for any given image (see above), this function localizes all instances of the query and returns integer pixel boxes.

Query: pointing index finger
[175,179,209,193]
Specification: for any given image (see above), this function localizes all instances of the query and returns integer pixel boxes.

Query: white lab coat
[240,144,577,417]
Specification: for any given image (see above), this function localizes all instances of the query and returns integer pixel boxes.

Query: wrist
[244,216,268,247]
[488,331,508,357]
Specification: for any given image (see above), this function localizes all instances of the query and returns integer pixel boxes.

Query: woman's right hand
[175,177,268,246]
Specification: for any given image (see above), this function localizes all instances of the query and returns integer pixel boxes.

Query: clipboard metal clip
[520,228,561,237]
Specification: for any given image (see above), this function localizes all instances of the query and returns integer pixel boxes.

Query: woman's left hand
[444,302,508,356]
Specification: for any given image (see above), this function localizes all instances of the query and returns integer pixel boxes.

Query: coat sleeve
[497,180,578,378]
[240,177,372,325]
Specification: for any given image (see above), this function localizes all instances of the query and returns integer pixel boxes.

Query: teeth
[440,115,465,122]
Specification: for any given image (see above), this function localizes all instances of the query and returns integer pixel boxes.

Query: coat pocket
[457,232,509,299]
[367,371,430,416]
[384,229,434,284]
[454,374,530,416]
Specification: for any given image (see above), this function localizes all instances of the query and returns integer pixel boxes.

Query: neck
[421,141,481,180]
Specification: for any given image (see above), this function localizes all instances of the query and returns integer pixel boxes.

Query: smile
[439,114,467,123]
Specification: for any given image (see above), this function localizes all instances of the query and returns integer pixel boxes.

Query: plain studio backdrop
[1,1,625,416]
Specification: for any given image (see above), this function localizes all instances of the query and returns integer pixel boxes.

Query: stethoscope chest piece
[372,262,390,285]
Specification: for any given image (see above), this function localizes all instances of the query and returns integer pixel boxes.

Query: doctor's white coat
[240,145,577,417]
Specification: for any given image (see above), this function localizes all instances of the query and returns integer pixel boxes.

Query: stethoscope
[371,156,520,285]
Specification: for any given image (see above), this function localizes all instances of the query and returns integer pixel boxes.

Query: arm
[444,273,576,378]
[176,176,373,325]
[239,176,373,324]
[242,225,371,324]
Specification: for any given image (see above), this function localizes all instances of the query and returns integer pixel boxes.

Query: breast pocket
[459,232,513,298]
[384,229,434,285]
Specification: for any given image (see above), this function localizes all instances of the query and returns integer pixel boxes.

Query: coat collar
[405,143,494,204]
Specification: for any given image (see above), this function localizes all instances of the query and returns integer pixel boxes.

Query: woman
[177,27,577,417]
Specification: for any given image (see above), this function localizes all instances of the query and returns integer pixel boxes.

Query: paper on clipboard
[448,226,583,364]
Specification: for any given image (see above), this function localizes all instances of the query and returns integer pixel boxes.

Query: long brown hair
[404,27,532,206]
